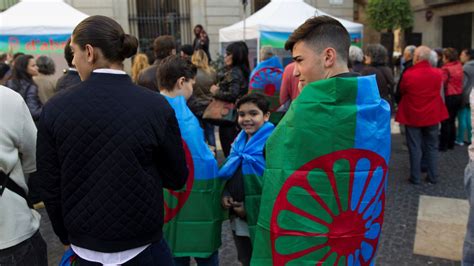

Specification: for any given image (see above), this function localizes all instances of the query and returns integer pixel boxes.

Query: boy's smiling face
[237,102,270,137]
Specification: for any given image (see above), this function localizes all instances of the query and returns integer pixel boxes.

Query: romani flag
[251,75,391,265]
[163,95,225,258]
[249,56,283,111]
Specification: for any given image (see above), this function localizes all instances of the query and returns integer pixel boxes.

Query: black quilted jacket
[37,72,188,252]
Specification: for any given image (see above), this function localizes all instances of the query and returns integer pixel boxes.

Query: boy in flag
[251,16,391,265]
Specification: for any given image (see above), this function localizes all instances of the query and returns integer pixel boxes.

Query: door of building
[442,12,472,52]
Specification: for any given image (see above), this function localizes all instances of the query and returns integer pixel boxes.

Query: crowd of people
[0,13,472,266]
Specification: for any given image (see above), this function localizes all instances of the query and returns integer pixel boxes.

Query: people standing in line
[131,53,150,83]
[137,35,176,91]
[395,46,449,185]
[37,15,188,266]
[219,93,275,266]
[56,38,82,93]
[279,62,300,105]
[0,86,47,266]
[349,45,364,73]
[34,55,57,104]
[210,41,250,157]
[361,43,395,108]
[456,49,474,146]
[189,49,218,151]
[193,25,211,62]
[158,55,222,266]
[439,47,464,151]
[5,54,42,122]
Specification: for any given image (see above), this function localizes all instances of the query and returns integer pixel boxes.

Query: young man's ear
[323,47,337,68]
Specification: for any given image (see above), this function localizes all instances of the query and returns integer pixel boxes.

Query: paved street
[39,130,468,265]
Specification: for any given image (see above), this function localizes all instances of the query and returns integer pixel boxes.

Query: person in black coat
[55,38,81,93]
[5,54,42,122]
[37,15,187,266]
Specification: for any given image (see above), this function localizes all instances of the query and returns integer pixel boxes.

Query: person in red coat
[396,46,449,185]
[439,47,464,151]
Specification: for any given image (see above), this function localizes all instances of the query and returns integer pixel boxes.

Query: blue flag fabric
[219,122,275,179]
[164,95,218,180]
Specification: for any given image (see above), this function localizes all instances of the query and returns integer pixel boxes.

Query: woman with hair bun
[37,15,188,266]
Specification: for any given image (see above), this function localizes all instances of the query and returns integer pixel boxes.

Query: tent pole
[243,0,247,41]
[257,35,260,64]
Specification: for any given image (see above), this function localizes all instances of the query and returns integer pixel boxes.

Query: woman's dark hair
[36,55,55,75]
[0,62,10,80]
[365,44,388,66]
[443,47,459,62]
[226,41,250,81]
[194,24,203,38]
[64,38,74,67]
[12,54,35,82]
[158,55,197,92]
[236,93,270,114]
[72,15,138,63]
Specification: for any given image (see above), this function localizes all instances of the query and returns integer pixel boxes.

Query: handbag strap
[0,170,34,208]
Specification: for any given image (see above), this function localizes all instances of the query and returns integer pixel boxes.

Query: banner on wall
[260,31,363,49]
[0,34,70,54]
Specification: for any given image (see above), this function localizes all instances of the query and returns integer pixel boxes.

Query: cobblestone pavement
[39,132,468,265]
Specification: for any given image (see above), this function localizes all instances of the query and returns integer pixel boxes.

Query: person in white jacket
[0,85,47,265]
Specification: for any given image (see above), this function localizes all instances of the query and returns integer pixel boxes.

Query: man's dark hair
[158,55,197,92]
[463,48,474,60]
[236,93,270,114]
[64,38,74,67]
[180,44,194,57]
[153,35,176,60]
[284,15,350,63]
[36,55,56,75]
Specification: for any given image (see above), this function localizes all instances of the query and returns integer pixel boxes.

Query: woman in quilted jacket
[439,47,464,151]
[210,41,251,157]
[5,54,42,122]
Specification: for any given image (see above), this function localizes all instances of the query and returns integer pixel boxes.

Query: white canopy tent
[219,0,363,65]
[0,0,88,77]
[0,0,88,35]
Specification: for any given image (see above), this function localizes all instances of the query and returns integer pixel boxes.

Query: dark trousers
[0,230,47,266]
[219,124,239,157]
[174,251,218,266]
[232,232,252,266]
[76,239,174,266]
[440,94,462,150]
[405,125,439,183]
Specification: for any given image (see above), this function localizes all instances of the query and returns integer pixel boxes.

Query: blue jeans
[76,238,174,266]
[405,125,439,183]
[174,251,218,266]
[457,106,472,143]
[0,230,47,266]
[464,161,474,265]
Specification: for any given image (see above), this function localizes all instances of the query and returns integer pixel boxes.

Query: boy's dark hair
[158,55,197,92]
[180,44,194,57]
[153,35,176,60]
[236,93,270,114]
[284,15,350,64]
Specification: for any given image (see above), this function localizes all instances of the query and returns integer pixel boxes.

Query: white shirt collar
[68,67,77,72]
[93,68,127,75]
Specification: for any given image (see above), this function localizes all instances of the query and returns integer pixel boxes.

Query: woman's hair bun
[120,34,139,59]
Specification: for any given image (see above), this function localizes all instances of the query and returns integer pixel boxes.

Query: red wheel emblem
[249,67,283,97]
[271,149,387,265]
[163,140,194,223]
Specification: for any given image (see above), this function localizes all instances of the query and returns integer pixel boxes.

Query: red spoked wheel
[163,140,194,223]
[270,148,387,266]
[249,67,283,96]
